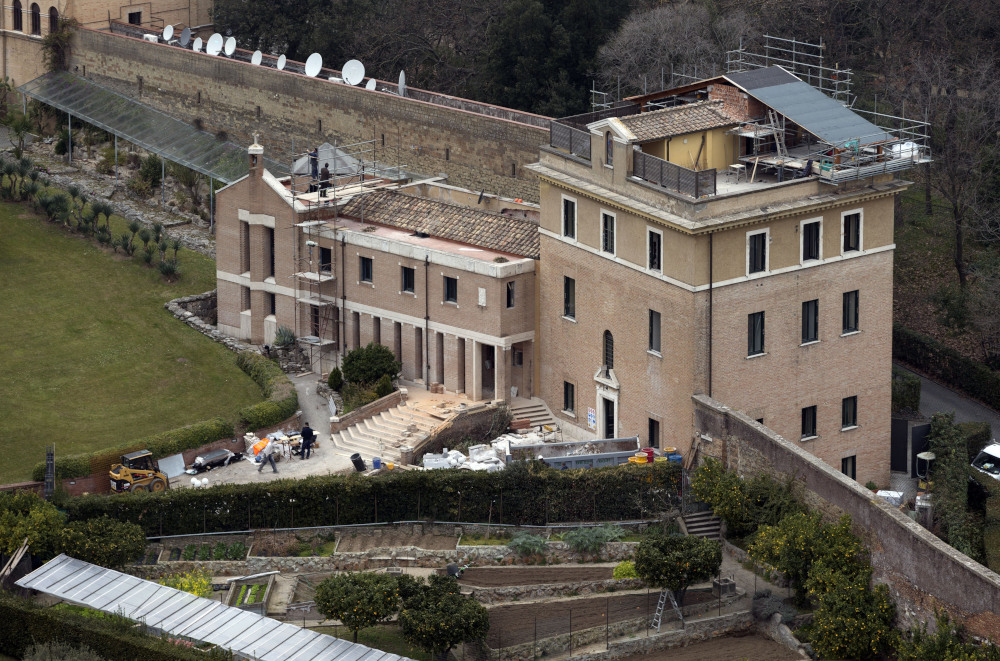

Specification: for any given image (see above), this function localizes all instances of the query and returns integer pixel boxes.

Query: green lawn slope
[0,202,262,484]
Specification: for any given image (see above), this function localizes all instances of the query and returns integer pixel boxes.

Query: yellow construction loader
[109,450,169,493]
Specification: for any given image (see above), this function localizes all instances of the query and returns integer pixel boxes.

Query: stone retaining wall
[331,391,405,433]
[165,290,252,354]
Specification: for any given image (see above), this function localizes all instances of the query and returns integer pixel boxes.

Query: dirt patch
[336,531,458,552]
[460,566,613,587]
[486,591,716,647]
[619,633,800,661]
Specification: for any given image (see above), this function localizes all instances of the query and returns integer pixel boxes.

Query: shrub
[315,572,401,642]
[803,564,897,660]
[235,350,298,430]
[139,154,163,187]
[958,421,993,463]
[126,175,151,199]
[158,259,180,280]
[274,325,295,347]
[340,382,378,414]
[158,569,213,598]
[22,640,107,661]
[342,342,401,386]
[226,542,248,560]
[213,543,227,560]
[634,532,721,604]
[561,525,625,554]
[691,458,803,539]
[60,516,145,568]
[892,366,922,414]
[508,532,547,556]
[375,373,394,398]
[929,413,983,560]
[327,367,343,391]
[612,560,638,579]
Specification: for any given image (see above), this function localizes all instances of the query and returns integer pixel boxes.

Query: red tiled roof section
[619,100,740,143]
[339,191,539,259]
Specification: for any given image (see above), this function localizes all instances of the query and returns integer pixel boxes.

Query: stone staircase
[328,404,440,463]
[509,398,558,429]
[682,510,722,541]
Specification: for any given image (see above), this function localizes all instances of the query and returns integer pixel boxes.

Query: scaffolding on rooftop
[727,35,853,103]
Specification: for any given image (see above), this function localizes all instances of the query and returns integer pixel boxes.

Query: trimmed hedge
[0,593,228,661]
[33,417,233,481]
[893,324,1000,410]
[235,351,298,430]
[891,365,921,414]
[957,421,992,463]
[63,461,681,537]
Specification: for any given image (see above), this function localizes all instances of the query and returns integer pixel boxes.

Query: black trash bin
[350,453,367,472]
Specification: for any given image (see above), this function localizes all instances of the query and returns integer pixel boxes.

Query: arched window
[12,0,22,31]
[605,132,614,166]
[603,330,614,370]
[29,2,40,35]
[48,6,57,33]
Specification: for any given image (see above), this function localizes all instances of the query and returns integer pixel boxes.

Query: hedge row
[64,461,681,537]
[891,365,921,414]
[32,351,297,481]
[235,351,298,430]
[969,467,1000,573]
[0,593,230,661]
[32,418,233,481]
[893,324,1000,409]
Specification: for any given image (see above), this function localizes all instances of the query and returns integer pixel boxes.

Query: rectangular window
[601,212,615,255]
[648,418,660,449]
[562,198,576,239]
[319,247,332,273]
[843,212,861,252]
[506,281,516,308]
[748,231,767,274]
[128,11,141,24]
[359,256,373,283]
[648,229,662,272]
[241,286,250,311]
[802,299,818,343]
[563,381,575,413]
[802,220,821,261]
[843,290,859,333]
[842,396,858,429]
[267,293,276,316]
[266,227,275,278]
[444,276,458,303]
[649,310,661,353]
[801,405,817,439]
[748,311,765,356]
[512,348,523,367]
[841,455,857,480]
[401,266,415,293]
[563,276,576,319]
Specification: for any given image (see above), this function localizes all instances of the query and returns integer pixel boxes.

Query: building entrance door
[602,397,615,439]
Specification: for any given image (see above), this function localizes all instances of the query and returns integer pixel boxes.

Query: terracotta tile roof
[618,100,739,143]
[339,191,539,259]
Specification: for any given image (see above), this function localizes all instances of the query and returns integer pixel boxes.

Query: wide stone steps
[682,511,722,541]
[327,402,441,464]
[509,400,558,428]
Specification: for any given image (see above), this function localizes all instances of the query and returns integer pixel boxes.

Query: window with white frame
[359,256,373,283]
[564,276,576,319]
[444,276,458,303]
[843,211,862,253]
[649,309,661,353]
[802,299,819,343]
[562,197,576,239]
[563,381,575,413]
[842,396,858,429]
[843,290,859,333]
[802,220,821,262]
[401,266,415,293]
[648,228,662,272]
[748,229,768,274]
[748,311,765,356]
[601,212,616,255]
[801,405,817,439]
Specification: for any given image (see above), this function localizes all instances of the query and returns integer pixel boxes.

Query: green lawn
[312,624,431,661]
[0,201,262,483]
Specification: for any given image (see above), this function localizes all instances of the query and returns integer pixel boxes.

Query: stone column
[496,346,510,402]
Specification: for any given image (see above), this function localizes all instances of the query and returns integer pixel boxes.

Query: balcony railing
[549,121,592,160]
[632,150,716,198]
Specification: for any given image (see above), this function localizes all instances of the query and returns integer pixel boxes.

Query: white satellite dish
[224,36,236,56]
[179,27,191,47]
[398,69,407,97]
[276,54,286,70]
[305,53,323,77]
[342,59,365,86]
[162,25,174,41]
[192,36,203,52]
[365,78,377,91]
[251,50,262,66]
[206,33,223,56]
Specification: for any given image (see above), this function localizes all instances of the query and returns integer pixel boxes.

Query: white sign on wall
[587,407,597,430]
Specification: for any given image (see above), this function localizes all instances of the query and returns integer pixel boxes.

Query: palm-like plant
[170,238,182,261]
[137,226,152,250]
[0,161,14,198]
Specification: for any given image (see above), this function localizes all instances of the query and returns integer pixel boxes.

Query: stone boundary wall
[165,290,252,354]
[330,391,405,433]
[692,393,1000,640]
[68,29,548,202]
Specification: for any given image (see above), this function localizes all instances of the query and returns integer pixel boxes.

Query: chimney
[248,132,264,179]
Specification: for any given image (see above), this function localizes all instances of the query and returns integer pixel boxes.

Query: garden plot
[335,531,458,552]
[458,566,613,587]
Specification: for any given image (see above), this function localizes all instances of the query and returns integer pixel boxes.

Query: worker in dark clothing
[319,163,330,197]
[300,423,315,460]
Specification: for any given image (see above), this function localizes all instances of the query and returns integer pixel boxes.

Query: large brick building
[529,66,924,486]
[215,142,539,401]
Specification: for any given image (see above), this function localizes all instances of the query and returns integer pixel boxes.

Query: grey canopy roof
[17,555,413,661]
[293,143,361,176]
[725,66,893,147]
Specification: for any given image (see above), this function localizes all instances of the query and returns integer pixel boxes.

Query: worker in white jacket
[257,439,278,474]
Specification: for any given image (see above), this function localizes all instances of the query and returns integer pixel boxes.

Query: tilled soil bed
[486,591,716,647]
[335,531,458,552]
[619,633,801,661]
[459,566,613,587]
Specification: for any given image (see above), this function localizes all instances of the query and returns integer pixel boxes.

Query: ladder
[767,109,788,158]
[651,590,685,632]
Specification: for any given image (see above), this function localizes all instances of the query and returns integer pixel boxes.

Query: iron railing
[549,121,592,160]
[632,150,716,198]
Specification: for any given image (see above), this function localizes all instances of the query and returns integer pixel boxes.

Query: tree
[314,572,401,643]
[60,516,146,569]
[633,532,721,605]
[898,611,1000,661]
[41,17,79,72]
[3,111,33,159]
[804,563,897,660]
[341,342,401,387]
[0,492,65,560]
[399,575,489,661]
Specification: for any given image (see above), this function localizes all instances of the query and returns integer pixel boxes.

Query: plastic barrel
[387,462,394,470]
[350,453,367,472]
[668,453,683,463]
[641,447,656,461]
[373,457,382,470]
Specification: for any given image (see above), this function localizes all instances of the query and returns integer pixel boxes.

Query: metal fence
[632,151,716,199]
[549,122,592,160]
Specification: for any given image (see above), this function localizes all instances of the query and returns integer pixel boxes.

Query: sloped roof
[616,100,739,143]
[340,191,539,259]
